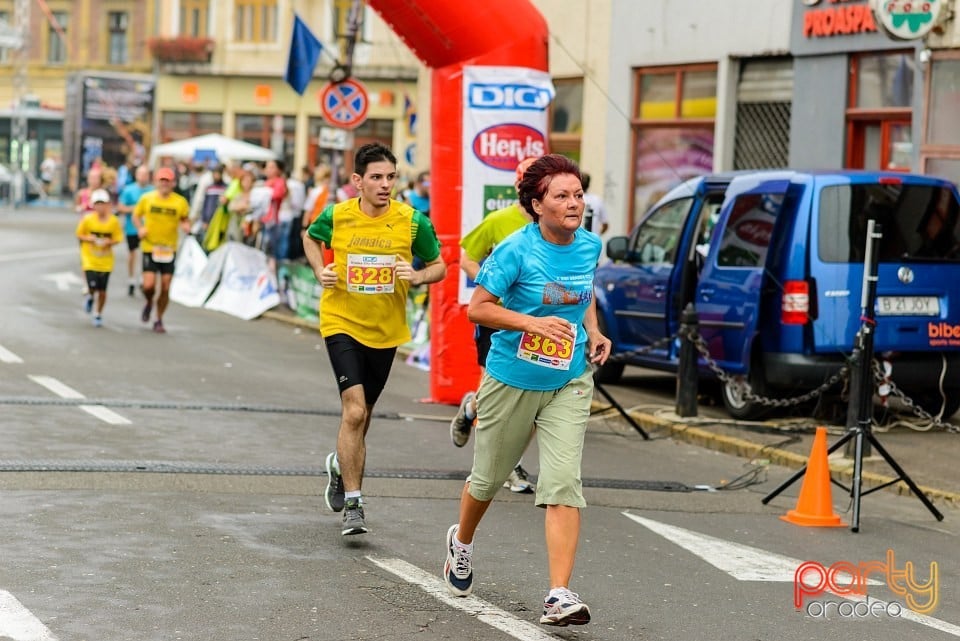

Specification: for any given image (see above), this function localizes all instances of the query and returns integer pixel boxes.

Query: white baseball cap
[90,189,111,204]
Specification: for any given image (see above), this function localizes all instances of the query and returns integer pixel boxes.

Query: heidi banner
[458,65,553,304]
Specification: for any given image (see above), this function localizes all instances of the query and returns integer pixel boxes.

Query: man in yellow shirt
[304,143,446,536]
[133,167,191,333]
[76,189,124,328]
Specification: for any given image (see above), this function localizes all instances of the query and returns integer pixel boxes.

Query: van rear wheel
[721,365,770,421]
[910,392,960,421]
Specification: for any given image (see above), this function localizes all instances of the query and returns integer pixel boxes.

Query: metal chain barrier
[603,325,959,431]
[872,360,960,435]
[607,334,677,362]
[680,326,849,409]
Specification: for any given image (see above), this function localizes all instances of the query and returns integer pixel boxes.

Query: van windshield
[819,183,960,262]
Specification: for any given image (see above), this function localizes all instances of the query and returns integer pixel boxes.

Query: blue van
[594,170,960,419]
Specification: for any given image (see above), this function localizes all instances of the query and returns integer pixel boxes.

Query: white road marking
[28,375,85,399]
[367,557,561,641]
[28,375,131,425]
[77,404,132,425]
[0,248,75,263]
[624,512,960,637]
[0,590,58,640]
[0,344,24,364]
[40,271,84,291]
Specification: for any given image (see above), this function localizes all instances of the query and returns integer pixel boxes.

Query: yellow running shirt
[76,213,124,273]
[307,198,441,348]
[133,190,190,254]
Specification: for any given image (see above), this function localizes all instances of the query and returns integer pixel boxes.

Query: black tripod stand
[592,369,650,440]
[761,220,943,531]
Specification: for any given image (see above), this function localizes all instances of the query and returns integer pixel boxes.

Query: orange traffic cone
[780,426,846,527]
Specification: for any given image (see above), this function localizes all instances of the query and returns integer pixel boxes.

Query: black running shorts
[324,333,397,405]
[474,324,497,368]
[84,270,110,292]
[142,252,176,275]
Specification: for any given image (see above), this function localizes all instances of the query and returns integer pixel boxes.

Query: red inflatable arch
[367,0,549,404]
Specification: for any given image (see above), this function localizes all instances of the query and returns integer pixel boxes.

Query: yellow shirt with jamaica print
[307,198,441,348]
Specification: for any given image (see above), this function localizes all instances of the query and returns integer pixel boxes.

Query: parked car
[594,170,960,420]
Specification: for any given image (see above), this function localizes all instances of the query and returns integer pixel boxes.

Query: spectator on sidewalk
[581,173,609,236]
[196,164,228,240]
[302,164,332,229]
[278,169,306,262]
[403,170,431,217]
[260,160,288,266]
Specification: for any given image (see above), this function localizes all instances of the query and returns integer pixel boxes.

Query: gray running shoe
[540,588,591,626]
[341,498,368,536]
[443,524,473,596]
[450,392,476,448]
[324,452,345,512]
[504,464,535,493]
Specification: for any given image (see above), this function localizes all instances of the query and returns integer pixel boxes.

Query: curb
[262,307,960,508]
[617,407,960,508]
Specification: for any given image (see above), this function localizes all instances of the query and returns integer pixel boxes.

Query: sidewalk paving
[262,304,960,510]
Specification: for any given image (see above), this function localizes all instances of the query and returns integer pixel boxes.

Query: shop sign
[802,0,878,38]
[871,0,949,40]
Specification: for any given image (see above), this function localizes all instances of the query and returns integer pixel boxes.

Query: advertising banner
[458,66,553,304]
[170,236,224,308]
[278,261,321,324]
[204,242,280,320]
[77,74,154,177]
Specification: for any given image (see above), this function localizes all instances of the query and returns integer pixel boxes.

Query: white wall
[533,0,613,213]
[603,0,792,236]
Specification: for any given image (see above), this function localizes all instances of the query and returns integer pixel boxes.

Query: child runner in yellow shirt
[76,189,124,327]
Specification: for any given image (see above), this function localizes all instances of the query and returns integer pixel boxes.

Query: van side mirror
[607,236,629,261]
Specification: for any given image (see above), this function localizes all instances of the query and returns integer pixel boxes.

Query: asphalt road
[2,206,959,641]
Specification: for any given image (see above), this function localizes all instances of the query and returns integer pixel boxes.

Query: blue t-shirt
[407,191,429,216]
[118,183,155,235]
[476,224,602,391]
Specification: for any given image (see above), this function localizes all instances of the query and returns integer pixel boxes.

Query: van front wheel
[721,367,769,421]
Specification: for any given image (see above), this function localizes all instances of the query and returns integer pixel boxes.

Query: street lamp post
[5,0,29,206]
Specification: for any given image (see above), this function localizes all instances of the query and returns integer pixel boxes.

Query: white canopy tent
[148,133,279,167]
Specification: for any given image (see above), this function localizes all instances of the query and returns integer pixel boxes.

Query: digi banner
[459,66,554,304]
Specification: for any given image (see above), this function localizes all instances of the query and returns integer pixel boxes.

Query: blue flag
[285,14,322,95]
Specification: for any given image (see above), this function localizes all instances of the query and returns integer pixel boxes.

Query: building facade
[599,0,954,236]
[151,0,423,179]
[0,0,155,194]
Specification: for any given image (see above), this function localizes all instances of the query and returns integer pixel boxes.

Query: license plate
[876,296,940,316]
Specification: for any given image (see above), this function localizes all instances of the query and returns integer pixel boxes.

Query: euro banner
[458,66,554,304]
[170,235,222,308]
[203,242,280,320]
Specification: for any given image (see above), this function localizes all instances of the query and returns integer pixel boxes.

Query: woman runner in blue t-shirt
[441,154,612,627]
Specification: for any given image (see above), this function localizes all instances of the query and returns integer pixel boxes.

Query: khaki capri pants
[468,367,594,508]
